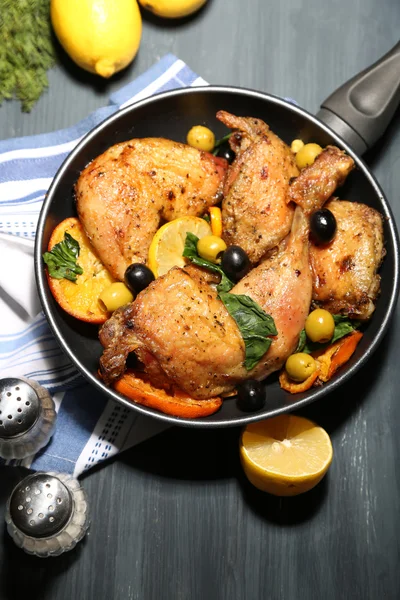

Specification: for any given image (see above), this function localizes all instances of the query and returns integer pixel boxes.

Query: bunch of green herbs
[0,0,56,112]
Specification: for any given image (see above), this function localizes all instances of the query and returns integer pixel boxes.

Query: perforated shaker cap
[9,474,73,538]
[0,378,40,438]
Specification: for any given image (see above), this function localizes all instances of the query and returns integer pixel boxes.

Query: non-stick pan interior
[35,87,399,427]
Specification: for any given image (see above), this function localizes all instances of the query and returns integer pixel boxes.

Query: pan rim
[34,85,400,427]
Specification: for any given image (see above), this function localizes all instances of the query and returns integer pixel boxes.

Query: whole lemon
[138,0,207,19]
[51,0,142,78]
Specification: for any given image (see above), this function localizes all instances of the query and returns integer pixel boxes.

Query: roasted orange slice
[114,369,222,418]
[45,217,115,324]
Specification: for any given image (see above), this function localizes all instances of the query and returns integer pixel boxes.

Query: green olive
[285,353,317,382]
[197,235,227,263]
[290,139,304,154]
[295,143,323,169]
[99,282,134,312]
[305,309,335,343]
[187,126,215,152]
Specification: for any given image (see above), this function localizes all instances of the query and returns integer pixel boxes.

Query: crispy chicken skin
[310,200,385,320]
[76,138,227,280]
[288,146,355,214]
[99,207,312,399]
[217,111,299,264]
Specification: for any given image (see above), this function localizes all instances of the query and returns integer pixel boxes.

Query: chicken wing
[288,146,355,214]
[310,200,385,320]
[76,138,228,280]
[217,111,299,264]
[99,206,311,399]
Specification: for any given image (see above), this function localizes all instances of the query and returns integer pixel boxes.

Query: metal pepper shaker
[0,377,56,459]
[5,472,90,557]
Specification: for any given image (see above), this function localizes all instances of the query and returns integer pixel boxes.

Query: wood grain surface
[1,0,400,598]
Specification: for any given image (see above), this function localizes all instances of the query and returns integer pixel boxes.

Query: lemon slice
[240,415,333,496]
[148,216,212,278]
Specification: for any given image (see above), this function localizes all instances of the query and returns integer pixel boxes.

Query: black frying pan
[35,42,400,427]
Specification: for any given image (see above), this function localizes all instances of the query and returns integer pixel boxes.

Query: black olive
[216,143,235,164]
[221,245,251,282]
[125,263,155,294]
[310,209,337,244]
[237,380,265,412]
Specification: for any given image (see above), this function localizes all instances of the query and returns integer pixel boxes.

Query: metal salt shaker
[5,472,90,557]
[0,377,56,459]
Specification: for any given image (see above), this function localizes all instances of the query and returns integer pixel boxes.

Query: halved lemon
[148,216,212,278]
[240,415,333,496]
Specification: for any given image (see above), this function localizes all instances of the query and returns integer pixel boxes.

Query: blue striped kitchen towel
[0,55,208,477]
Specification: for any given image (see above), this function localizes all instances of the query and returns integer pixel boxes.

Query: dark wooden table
[1,1,400,598]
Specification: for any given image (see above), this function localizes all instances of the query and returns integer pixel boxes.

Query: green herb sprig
[183,233,277,370]
[0,0,57,112]
[296,314,361,354]
[43,232,83,282]
[212,133,232,156]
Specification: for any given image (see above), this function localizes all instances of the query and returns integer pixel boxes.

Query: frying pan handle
[316,41,400,155]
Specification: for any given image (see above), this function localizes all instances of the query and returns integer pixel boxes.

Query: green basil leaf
[298,314,361,355]
[42,232,83,283]
[212,132,232,155]
[64,232,80,259]
[242,337,273,371]
[295,329,307,353]
[301,338,328,355]
[331,315,361,344]
[217,273,235,293]
[219,292,277,370]
[183,232,234,292]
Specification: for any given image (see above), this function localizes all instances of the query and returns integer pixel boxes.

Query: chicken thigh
[76,138,227,280]
[310,199,385,320]
[99,265,245,397]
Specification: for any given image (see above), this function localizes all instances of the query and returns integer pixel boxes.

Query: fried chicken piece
[231,206,312,381]
[76,138,227,280]
[217,111,299,264]
[99,207,312,399]
[310,200,385,320]
[217,113,355,265]
[99,266,245,396]
[288,146,355,214]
